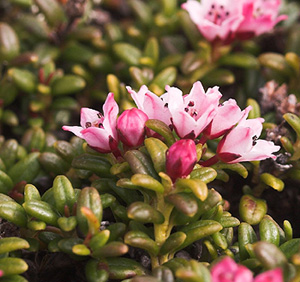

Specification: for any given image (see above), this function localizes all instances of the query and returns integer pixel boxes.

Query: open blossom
[182,0,287,42]
[211,257,283,282]
[117,108,148,148]
[166,81,222,139]
[62,93,119,153]
[237,0,287,38]
[216,112,280,163]
[166,139,198,182]
[203,99,250,139]
[182,0,244,42]
[127,85,172,127]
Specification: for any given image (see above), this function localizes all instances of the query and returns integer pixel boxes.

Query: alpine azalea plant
[182,0,287,42]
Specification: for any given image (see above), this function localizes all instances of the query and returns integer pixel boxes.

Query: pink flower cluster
[211,257,283,282]
[182,0,287,42]
[63,81,280,172]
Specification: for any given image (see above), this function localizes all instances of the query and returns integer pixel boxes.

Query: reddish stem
[200,155,219,167]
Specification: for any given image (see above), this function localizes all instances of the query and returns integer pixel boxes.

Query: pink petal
[232,140,280,163]
[62,125,84,138]
[81,127,111,152]
[80,108,101,128]
[103,92,119,139]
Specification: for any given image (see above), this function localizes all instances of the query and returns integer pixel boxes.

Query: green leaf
[0,237,29,254]
[239,195,267,225]
[128,201,165,224]
[166,193,198,217]
[106,257,147,280]
[0,257,28,276]
[51,75,86,96]
[0,200,27,227]
[219,52,259,69]
[175,179,208,201]
[85,259,109,282]
[260,173,284,192]
[76,187,102,235]
[8,152,40,185]
[125,230,159,255]
[0,23,20,62]
[34,0,66,26]
[259,52,294,77]
[145,119,176,147]
[259,216,280,246]
[144,137,168,174]
[53,175,75,215]
[160,232,186,255]
[23,200,59,226]
[113,43,142,66]
[131,174,164,194]
[253,241,287,269]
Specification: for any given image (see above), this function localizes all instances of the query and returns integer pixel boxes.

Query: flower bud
[117,108,148,148]
[166,139,197,182]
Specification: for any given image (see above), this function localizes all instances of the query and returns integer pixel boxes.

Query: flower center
[184,100,199,119]
[205,3,231,25]
[85,113,105,129]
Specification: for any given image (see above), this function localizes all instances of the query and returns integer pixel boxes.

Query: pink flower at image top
[211,257,283,282]
[237,0,288,38]
[166,81,222,139]
[62,93,119,153]
[182,0,287,42]
[182,0,244,42]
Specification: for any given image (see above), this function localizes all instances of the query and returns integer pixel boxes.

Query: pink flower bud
[211,257,253,282]
[166,139,197,182]
[117,108,148,148]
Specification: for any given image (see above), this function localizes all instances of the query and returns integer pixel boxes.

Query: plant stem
[153,193,174,267]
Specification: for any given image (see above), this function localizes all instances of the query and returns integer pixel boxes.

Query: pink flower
[63,93,119,153]
[203,99,250,139]
[166,139,198,182]
[237,0,287,38]
[166,81,222,139]
[127,85,172,127]
[211,257,253,282]
[117,108,148,148]
[182,0,244,42]
[254,268,283,282]
[211,257,284,282]
[216,111,280,163]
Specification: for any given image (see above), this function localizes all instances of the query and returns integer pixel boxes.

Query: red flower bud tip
[117,108,148,148]
[166,139,197,182]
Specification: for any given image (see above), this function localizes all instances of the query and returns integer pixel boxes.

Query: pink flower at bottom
[63,93,119,153]
[211,257,253,282]
[211,257,284,282]
[166,81,222,139]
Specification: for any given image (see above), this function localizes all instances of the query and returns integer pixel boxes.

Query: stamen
[97,113,103,118]
[85,122,92,128]
[188,101,195,107]
[99,123,104,128]
[184,107,189,112]
[164,103,168,108]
